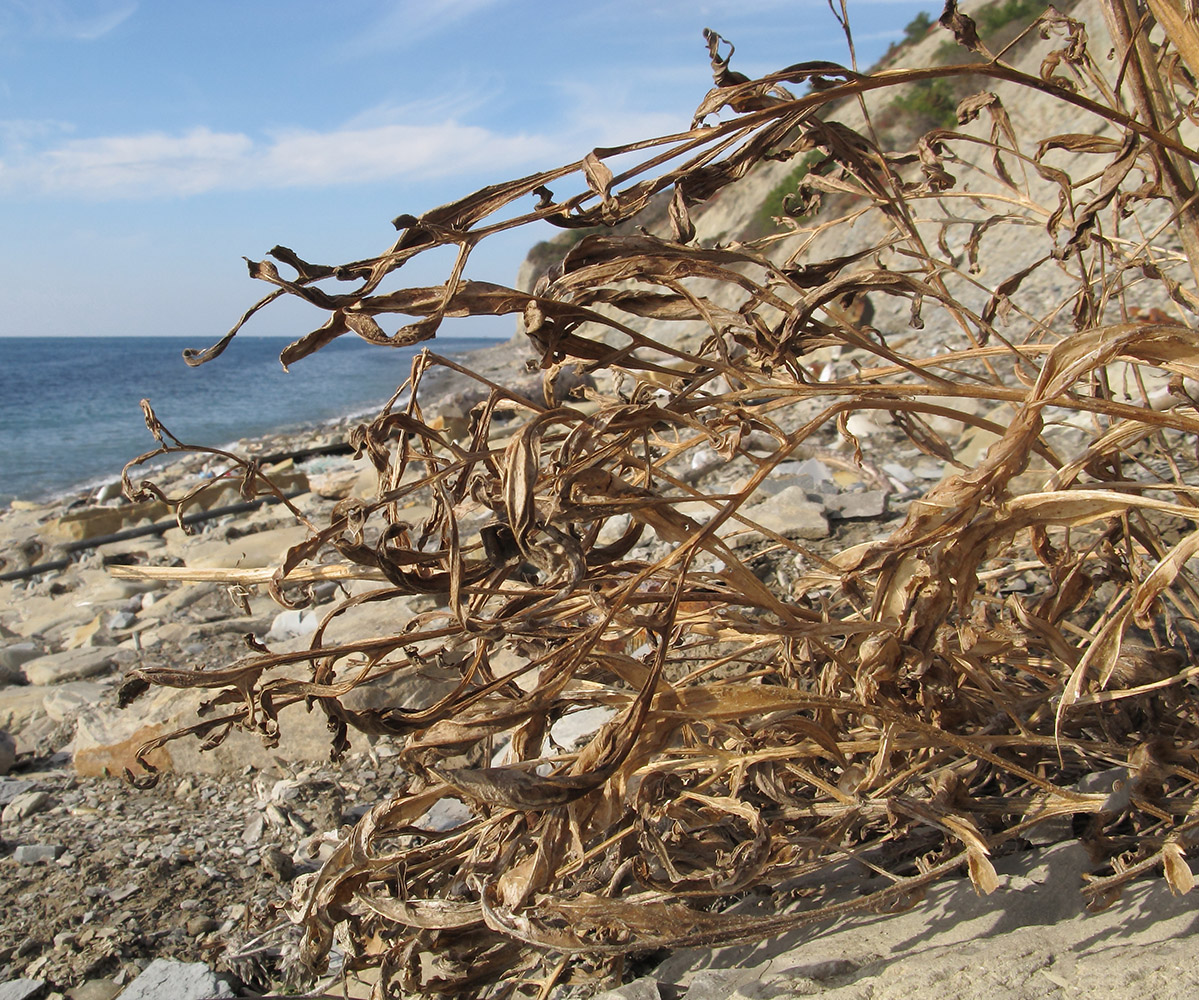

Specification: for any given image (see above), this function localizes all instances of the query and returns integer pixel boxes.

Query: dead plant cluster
[115,1,1199,996]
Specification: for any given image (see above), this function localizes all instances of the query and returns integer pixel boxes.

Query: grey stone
[116,959,234,1000]
[13,844,65,864]
[0,779,37,806]
[21,647,116,686]
[0,979,46,1000]
[733,487,829,545]
[105,611,137,631]
[2,790,52,823]
[824,490,889,520]
[789,458,836,492]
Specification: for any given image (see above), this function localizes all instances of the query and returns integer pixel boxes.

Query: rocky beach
[0,335,916,998]
[2,327,1195,1000]
[5,1,1199,994]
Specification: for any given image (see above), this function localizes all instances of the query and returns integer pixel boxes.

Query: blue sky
[0,0,939,342]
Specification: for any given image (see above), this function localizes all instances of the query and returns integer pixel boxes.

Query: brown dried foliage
[116,2,1199,996]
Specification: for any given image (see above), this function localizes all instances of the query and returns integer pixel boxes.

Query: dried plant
[113,1,1199,996]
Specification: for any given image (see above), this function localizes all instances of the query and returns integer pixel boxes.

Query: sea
[0,335,499,506]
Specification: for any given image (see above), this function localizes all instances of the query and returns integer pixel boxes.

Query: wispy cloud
[0,120,559,199]
[0,0,136,41]
[337,0,502,56]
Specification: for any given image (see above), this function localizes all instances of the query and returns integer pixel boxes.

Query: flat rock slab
[0,980,46,1000]
[12,844,65,864]
[117,959,233,1000]
[20,648,116,686]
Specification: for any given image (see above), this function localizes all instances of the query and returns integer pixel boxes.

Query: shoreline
[2,334,521,512]
[0,334,514,510]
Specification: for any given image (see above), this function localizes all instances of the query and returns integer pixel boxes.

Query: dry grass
[112,2,1199,996]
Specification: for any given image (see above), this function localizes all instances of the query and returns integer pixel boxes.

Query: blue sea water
[0,335,498,505]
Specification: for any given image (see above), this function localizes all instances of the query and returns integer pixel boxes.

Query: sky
[0,0,941,344]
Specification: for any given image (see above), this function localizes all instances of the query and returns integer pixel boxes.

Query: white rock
[266,609,319,642]
[548,706,616,752]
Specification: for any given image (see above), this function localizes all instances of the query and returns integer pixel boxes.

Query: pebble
[184,915,217,937]
[241,812,264,845]
[105,612,137,631]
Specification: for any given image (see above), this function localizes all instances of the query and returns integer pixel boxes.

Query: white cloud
[262,122,556,187]
[0,120,560,199]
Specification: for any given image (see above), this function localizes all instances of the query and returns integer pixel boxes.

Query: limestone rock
[116,959,234,1000]
[42,681,114,723]
[180,522,312,570]
[20,647,116,686]
[732,486,830,545]
[593,978,662,1000]
[73,680,343,777]
[0,979,47,1000]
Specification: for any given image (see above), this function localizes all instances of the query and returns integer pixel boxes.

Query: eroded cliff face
[510,0,1186,353]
